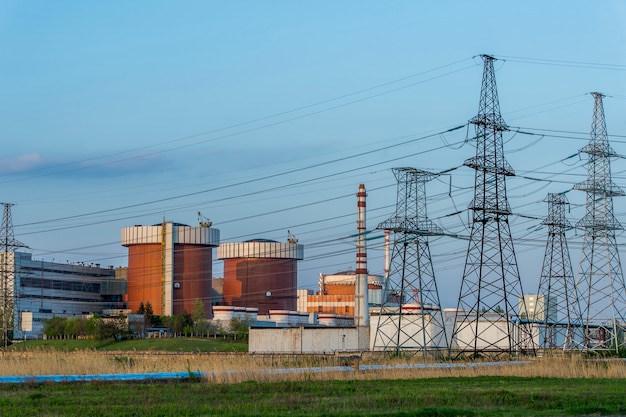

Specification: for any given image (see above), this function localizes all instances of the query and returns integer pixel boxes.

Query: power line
[2,59,476,184]
[495,55,626,71]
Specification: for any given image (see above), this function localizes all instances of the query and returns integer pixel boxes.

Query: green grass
[1,377,624,416]
[8,337,248,352]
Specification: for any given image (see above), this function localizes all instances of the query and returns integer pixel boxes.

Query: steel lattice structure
[451,55,535,356]
[0,203,26,348]
[372,167,448,356]
[535,193,584,350]
[573,92,626,352]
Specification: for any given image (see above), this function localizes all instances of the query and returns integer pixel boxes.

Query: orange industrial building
[218,239,304,315]
[298,270,383,315]
[121,221,220,317]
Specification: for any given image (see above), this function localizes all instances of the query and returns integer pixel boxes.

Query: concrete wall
[370,313,447,350]
[249,326,368,354]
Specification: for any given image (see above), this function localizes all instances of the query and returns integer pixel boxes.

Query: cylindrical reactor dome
[218,240,304,315]
[122,223,219,317]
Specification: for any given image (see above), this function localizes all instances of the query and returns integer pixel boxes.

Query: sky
[1,1,626,309]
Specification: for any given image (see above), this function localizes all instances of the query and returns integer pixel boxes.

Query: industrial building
[121,221,219,317]
[249,326,362,354]
[8,251,126,339]
[297,270,383,316]
[217,239,304,315]
[518,294,557,321]
[248,181,539,355]
[249,184,371,353]
[370,304,447,352]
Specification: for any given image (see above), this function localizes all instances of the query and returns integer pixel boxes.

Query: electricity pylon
[573,92,626,352]
[451,55,535,356]
[0,203,26,348]
[372,167,448,356]
[535,193,584,350]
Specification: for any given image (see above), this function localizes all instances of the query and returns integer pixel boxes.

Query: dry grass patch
[1,350,624,383]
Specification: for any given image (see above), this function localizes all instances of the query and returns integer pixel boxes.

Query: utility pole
[451,55,534,356]
[573,92,626,352]
[373,167,447,356]
[535,193,584,350]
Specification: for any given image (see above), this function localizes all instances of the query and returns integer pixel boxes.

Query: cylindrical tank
[218,239,304,315]
[122,222,220,317]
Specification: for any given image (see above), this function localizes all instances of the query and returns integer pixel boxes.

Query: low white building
[249,326,365,354]
[370,306,447,351]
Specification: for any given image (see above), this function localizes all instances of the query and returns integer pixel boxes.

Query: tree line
[42,299,248,340]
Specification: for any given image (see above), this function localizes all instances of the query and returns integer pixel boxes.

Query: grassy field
[1,376,625,416]
[7,337,248,352]
[2,342,625,416]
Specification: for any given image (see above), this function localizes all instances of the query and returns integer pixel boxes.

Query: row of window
[20,265,113,279]
[20,276,101,293]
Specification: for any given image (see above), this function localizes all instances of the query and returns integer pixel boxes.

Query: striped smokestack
[355,183,369,327]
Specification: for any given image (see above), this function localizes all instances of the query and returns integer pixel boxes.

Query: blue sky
[1,1,626,308]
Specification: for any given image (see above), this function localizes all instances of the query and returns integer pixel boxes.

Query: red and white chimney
[355,183,369,327]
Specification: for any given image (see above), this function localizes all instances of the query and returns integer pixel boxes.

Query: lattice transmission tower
[573,92,626,352]
[451,55,534,356]
[534,193,584,350]
[0,203,26,348]
[372,167,448,356]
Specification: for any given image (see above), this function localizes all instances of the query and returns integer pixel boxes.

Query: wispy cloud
[0,153,55,172]
[0,152,166,179]
[0,140,333,182]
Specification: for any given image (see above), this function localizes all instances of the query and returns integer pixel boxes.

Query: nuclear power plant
[3,55,625,357]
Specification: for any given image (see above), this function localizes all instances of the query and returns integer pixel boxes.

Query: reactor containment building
[121,221,220,317]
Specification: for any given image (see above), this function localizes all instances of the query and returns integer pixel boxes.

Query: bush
[95,317,129,341]
[43,317,67,338]
[163,312,193,337]
[228,318,249,340]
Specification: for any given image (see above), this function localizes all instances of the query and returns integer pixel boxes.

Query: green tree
[228,318,249,341]
[166,312,192,336]
[137,302,145,315]
[85,315,101,337]
[144,301,155,326]
[0,299,15,346]
[43,317,67,338]
[95,317,129,341]
[192,299,208,337]
[64,318,85,338]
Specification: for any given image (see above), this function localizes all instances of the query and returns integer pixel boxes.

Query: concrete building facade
[296,271,383,316]
[8,251,126,339]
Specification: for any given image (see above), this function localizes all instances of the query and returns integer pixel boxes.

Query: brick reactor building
[218,239,304,315]
[121,221,220,317]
